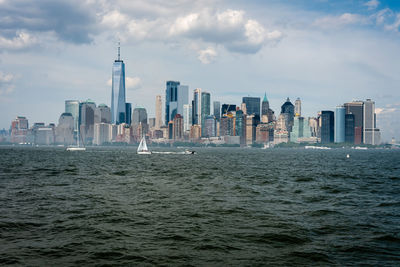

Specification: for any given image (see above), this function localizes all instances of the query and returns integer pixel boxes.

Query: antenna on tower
[118,40,120,61]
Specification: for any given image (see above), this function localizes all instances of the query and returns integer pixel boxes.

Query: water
[1,147,399,266]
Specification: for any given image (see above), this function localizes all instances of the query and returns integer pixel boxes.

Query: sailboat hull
[66,147,86,151]
[137,151,151,155]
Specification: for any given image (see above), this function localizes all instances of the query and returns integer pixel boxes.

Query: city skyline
[1,0,400,141]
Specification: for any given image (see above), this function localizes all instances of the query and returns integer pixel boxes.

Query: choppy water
[1,147,399,266]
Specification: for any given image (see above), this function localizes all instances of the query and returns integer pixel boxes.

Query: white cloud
[0,71,15,96]
[0,31,38,50]
[197,47,217,64]
[384,13,400,32]
[364,0,380,10]
[107,76,142,90]
[314,13,367,29]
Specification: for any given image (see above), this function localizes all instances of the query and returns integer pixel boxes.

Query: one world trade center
[111,44,126,124]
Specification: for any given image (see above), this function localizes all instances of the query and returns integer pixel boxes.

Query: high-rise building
[183,104,192,133]
[321,111,334,143]
[220,114,235,136]
[192,88,202,125]
[213,101,221,121]
[55,113,74,145]
[111,44,126,124]
[94,104,111,124]
[295,98,301,116]
[94,123,110,145]
[280,97,295,133]
[242,97,261,120]
[125,103,132,125]
[345,113,355,143]
[335,106,345,143]
[165,81,188,124]
[204,115,216,137]
[65,100,80,132]
[132,107,148,125]
[79,99,96,144]
[155,95,163,129]
[201,92,211,136]
[172,114,184,140]
[245,115,256,145]
[261,93,275,123]
[344,101,364,143]
[10,116,29,143]
[363,99,380,145]
[221,104,236,115]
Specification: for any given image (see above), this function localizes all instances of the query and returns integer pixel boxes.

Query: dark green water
[1,147,399,266]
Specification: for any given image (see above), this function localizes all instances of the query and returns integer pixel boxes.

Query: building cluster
[3,46,381,146]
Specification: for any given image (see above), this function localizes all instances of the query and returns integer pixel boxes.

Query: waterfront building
[280,97,295,133]
[203,115,216,138]
[65,100,80,132]
[190,125,201,141]
[55,113,74,145]
[94,104,111,124]
[35,127,54,145]
[201,91,211,136]
[125,103,132,125]
[321,111,334,143]
[132,107,148,125]
[109,124,118,142]
[10,116,29,144]
[245,115,256,145]
[335,106,345,143]
[295,98,301,116]
[256,123,274,143]
[183,104,192,134]
[192,88,202,125]
[363,99,380,145]
[213,101,221,121]
[345,114,355,143]
[220,114,235,137]
[242,97,261,120]
[155,95,163,129]
[79,100,96,144]
[173,114,184,140]
[111,44,126,124]
[94,123,110,145]
[344,101,364,143]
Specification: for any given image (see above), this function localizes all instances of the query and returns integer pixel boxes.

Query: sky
[0,0,399,142]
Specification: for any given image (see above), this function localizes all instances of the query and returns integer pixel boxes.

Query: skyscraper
[183,104,192,133]
[242,97,261,119]
[334,105,345,143]
[345,113,355,143]
[280,97,295,132]
[165,81,188,124]
[321,111,334,143]
[213,101,221,121]
[192,88,202,125]
[65,100,80,132]
[221,104,236,115]
[132,107,148,125]
[155,95,162,129]
[261,93,274,123]
[344,101,364,144]
[295,98,301,116]
[363,99,380,145]
[94,104,111,124]
[125,103,132,125]
[79,99,96,143]
[111,44,126,124]
[201,92,211,136]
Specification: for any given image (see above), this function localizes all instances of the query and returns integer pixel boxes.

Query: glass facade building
[65,100,80,132]
[334,106,345,143]
[111,57,126,124]
[242,97,261,119]
[192,88,202,125]
[201,92,211,136]
[165,81,188,124]
[345,113,355,143]
[213,101,221,121]
[321,111,334,143]
[125,103,132,125]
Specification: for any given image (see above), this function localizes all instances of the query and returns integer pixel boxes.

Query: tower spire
[118,41,120,61]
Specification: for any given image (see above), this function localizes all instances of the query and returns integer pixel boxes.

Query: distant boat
[354,146,368,150]
[305,146,331,150]
[137,136,151,154]
[66,127,86,151]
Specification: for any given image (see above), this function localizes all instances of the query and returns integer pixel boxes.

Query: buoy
[346,154,350,158]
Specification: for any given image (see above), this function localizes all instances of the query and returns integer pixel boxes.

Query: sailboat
[66,126,86,151]
[137,136,151,154]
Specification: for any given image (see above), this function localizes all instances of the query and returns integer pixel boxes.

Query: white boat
[66,127,86,151]
[305,145,331,150]
[137,136,151,154]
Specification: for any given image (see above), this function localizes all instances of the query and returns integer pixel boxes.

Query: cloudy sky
[0,0,399,141]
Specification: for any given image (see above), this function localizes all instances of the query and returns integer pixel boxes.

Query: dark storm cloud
[0,0,99,44]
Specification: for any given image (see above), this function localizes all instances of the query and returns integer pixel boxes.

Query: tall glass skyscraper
[335,106,345,143]
[201,92,211,136]
[242,97,261,118]
[165,81,188,124]
[213,101,221,121]
[321,111,334,143]
[65,100,80,132]
[192,88,202,125]
[111,45,126,124]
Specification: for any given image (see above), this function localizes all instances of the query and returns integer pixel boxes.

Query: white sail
[137,136,150,154]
